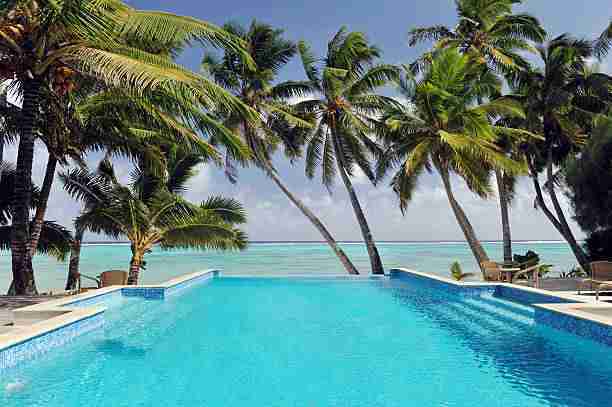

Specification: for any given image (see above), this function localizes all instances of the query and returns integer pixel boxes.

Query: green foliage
[408,0,545,76]
[296,27,400,189]
[377,49,528,212]
[513,250,540,268]
[565,119,612,232]
[450,261,474,281]
[201,20,312,180]
[61,150,248,259]
[584,229,612,262]
[565,118,612,261]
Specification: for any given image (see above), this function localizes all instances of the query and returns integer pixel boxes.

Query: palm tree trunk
[261,160,360,275]
[332,135,384,274]
[528,159,565,233]
[127,247,143,285]
[10,79,41,295]
[29,154,57,256]
[496,170,512,265]
[65,228,84,291]
[438,165,490,276]
[544,147,589,270]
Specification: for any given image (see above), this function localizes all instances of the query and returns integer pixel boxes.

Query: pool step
[477,295,535,319]
[443,300,532,336]
[460,297,535,327]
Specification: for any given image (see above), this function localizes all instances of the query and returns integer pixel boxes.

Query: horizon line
[80,240,571,244]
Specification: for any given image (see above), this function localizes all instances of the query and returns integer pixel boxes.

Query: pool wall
[391,268,612,347]
[0,269,218,370]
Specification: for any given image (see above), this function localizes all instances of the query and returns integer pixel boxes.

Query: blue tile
[0,313,104,370]
[535,307,612,346]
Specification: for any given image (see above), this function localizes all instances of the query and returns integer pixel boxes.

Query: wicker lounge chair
[579,261,612,300]
[481,261,505,282]
[79,270,128,290]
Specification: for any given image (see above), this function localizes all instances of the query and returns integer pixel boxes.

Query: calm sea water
[2,277,610,406]
[0,241,578,292]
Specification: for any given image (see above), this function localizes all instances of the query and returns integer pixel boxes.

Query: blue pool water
[0,241,579,292]
[1,277,611,406]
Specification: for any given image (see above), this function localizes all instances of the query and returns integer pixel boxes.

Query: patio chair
[579,261,612,300]
[481,261,505,282]
[79,270,128,290]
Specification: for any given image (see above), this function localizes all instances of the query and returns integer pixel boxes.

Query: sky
[5,0,611,242]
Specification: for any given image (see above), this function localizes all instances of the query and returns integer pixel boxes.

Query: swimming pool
[1,275,611,406]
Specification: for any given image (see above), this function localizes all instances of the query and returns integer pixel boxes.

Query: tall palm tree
[509,35,612,270]
[408,0,545,75]
[202,21,360,275]
[294,28,399,275]
[376,49,528,277]
[62,151,247,285]
[409,0,545,263]
[0,0,253,294]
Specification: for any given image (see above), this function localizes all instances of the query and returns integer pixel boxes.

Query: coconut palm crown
[408,0,546,75]
[0,0,255,294]
[61,149,247,285]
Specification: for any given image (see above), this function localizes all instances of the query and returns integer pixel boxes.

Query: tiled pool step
[444,298,534,335]
[479,295,535,319]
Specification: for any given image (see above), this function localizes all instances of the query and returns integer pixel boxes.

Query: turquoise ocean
[0,241,579,293]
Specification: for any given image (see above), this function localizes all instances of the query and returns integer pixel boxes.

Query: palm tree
[409,0,545,264]
[0,161,71,267]
[201,21,360,274]
[294,28,399,275]
[0,0,254,294]
[62,150,247,285]
[408,0,545,75]
[594,20,612,60]
[376,49,528,277]
[509,35,612,270]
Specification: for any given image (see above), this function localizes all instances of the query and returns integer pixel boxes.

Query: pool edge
[0,269,219,370]
[390,268,612,346]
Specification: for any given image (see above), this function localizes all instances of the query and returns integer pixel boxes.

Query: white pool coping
[0,269,217,353]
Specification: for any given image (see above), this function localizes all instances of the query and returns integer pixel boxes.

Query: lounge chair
[100,270,128,287]
[579,261,612,300]
[79,270,128,290]
[511,264,547,288]
[481,261,506,282]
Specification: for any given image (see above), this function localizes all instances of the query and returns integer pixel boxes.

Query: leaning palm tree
[508,35,612,270]
[408,0,545,75]
[0,0,254,294]
[294,28,399,275]
[62,151,247,285]
[202,21,360,274]
[377,49,528,277]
